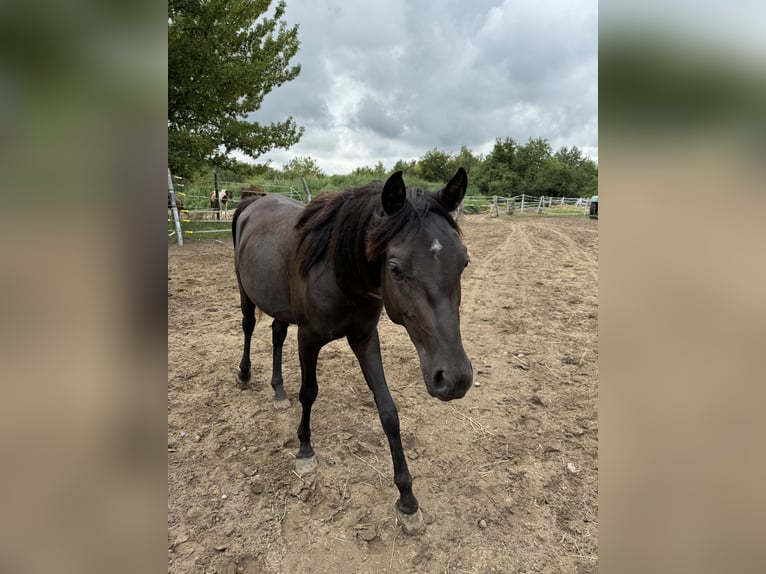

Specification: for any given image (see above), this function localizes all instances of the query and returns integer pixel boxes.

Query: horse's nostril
[433,369,449,392]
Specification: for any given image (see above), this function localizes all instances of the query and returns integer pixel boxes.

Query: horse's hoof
[397,506,425,535]
[295,455,317,475]
[273,386,288,402]
[273,398,291,410]
[236,371,250,388]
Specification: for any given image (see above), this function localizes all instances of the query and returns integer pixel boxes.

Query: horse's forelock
[295,185,459,293]
[366,189,460,261]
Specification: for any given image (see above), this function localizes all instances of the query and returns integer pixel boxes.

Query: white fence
[169,175,595,246]
[461,193,592,217]
[168,176,311,245]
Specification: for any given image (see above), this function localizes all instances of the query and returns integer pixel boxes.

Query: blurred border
[600,2,766,572]
[0,2,167,573]
[2,1,765,572]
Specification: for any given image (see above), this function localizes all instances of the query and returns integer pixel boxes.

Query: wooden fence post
[492,196,499,217]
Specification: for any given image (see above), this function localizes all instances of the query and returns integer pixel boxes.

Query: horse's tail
[231,195,263,248]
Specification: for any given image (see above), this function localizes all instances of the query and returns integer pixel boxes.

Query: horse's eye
[388,261,404,279]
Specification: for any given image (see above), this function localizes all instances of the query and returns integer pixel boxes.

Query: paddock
[168,214,598,573]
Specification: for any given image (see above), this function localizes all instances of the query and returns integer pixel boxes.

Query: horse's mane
[295,183,460,296]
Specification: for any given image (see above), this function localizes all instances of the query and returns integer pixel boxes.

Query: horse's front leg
[348,330,424,534]
[294,329,322,475]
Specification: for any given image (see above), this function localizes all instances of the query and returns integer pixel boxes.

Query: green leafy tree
[369,161,387,178]
[471,137,520,195]
[554,145,585,168]
[351,161,386,179]
[575,157,598,196]
[193,161,265,184]
[283,156,325,178]
[393,159,416,173]
[168,0,304,178]
[553,145,598,196]
[515,137,553,194]
[418,148,453,183]
[534,146,598,197]
[536,159,576,197]
[448,145,481,176]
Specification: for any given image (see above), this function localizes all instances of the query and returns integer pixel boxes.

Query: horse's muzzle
[427,360,473,401]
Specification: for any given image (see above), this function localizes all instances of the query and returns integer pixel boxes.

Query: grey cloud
[250,0,597,173]
[353,95,407,139]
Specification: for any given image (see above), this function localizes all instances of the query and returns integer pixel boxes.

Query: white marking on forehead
[429,238,443,254]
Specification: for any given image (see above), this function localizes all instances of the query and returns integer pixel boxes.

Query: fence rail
[169,176,595,246]
[461,193,593,217]
[167,177,312,245]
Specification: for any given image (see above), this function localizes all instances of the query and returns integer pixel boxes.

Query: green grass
[169,193,591,246]
[532,205,588,215]
[168,216,231,244]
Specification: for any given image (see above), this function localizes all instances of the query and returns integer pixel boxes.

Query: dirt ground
[168,214,598,574]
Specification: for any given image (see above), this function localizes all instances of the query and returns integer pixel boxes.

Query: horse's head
[376,169,473,401]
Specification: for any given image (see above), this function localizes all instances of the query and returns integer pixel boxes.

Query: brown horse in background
[240,184,267,201]
[168,193,185,214]
[231,169,473,534]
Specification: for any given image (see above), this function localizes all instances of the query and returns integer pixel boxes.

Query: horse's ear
[382,171,407,214]
[438,167,468,211]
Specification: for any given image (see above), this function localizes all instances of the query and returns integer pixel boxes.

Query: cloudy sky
[245,0,598,175]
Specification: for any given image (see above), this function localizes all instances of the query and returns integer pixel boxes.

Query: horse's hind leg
[270,319,289,404]
[236,288,256,388]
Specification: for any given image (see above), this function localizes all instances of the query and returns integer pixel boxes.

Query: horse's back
[235,194,304,323]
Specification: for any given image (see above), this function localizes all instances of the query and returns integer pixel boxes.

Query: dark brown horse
[168,192,185,213]
[232,169,473,534]
[240,183,267,201]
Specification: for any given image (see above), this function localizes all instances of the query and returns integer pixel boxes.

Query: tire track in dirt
[521,221,598,284]
[455,216,599,574]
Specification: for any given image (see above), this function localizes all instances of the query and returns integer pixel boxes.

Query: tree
[574,157,598,197]
[536,159,577,197]
[515,137,553,195]
[448,145,481,176]
[534,146,598,197]
[393,158,416,173]
[471,137,520,195]
[418,148,453,183]
[581,167,598,197]
[351,161,387,179]
[282,156,325,178]
[168,0,304,177]
[553,146,598,196]
[554,145,585,168]
[194,159,269,183]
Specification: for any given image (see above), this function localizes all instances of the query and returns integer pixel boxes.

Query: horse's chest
[297,291,380,341]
